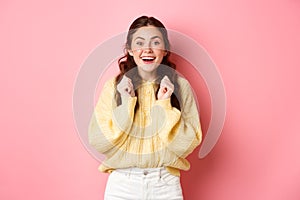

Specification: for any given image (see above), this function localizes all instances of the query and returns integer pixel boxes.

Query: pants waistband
[114,167,165,178]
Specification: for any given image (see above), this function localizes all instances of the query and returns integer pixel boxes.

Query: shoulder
[103,77,117,89]
[177,75,192,90]
[176,75,196,100]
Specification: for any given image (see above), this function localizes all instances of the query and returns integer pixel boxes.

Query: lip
[141,56,156,64]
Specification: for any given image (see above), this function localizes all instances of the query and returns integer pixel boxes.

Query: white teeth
[141,57,155,61]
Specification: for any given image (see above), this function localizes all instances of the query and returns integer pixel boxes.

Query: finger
[128,81,134,90]
[162,87,167,93]
[124,76,134,89]
[161,82,173,93]
[123,75,129,80]
[163,80,174,91]
[119,84,131,94]
[162,75,169,81]
[122,75,131,85]
[161,76,172,85]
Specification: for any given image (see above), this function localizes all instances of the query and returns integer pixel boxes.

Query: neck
[137,70,157,82]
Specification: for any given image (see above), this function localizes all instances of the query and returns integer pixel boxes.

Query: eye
[136,41,143,46]
[153,41,160,45]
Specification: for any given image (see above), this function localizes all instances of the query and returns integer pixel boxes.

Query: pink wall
[1,0,300,199]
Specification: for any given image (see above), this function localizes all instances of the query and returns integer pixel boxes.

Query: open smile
[141,56,156,64]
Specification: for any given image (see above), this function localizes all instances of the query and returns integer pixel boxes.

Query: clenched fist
[117,75,135,97]
[157,76,174,100]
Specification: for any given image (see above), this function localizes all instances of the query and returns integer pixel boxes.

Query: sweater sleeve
[152,79,202,158]
[88,78,137,154]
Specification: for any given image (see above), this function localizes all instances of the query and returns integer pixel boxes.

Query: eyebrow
[134,36,162,41]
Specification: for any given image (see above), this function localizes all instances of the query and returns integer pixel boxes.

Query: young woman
[88,16,202,200]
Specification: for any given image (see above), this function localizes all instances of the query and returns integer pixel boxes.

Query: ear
[128,49,133,56]
[164,50,168,56]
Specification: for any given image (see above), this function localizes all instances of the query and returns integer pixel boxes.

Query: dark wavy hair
[116,16,180,110]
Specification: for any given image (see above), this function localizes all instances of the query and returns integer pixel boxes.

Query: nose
[142,42,153,53]
[143,46,153,53]
[143,48,153,53]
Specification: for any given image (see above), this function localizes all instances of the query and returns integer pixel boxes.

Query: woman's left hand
[157,76,174,100]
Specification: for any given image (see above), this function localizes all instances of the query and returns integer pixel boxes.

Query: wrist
[155,98,172,109]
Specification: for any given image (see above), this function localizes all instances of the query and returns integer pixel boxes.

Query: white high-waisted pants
[104,167,183,200]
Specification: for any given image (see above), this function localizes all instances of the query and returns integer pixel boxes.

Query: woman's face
[128,25,167,80]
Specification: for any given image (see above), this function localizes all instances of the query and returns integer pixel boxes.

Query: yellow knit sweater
[88,76,202,176]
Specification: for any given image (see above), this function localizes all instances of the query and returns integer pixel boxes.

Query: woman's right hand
[117,75,135,97]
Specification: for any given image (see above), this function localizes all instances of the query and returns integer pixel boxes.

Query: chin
[141,64,159,71]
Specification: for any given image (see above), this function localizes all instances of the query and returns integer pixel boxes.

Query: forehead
[132,26,164,40]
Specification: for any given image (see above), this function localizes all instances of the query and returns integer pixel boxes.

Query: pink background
[1,0,300,199]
